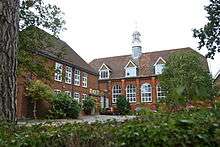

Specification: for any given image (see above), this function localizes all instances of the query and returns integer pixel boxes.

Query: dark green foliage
[116,96,131,115]
[159,51,216,110]
[193,0,220,59]
[0,109,220,146]
[20,0,66,36]
[50,92,81,119]
[82,97,95,115]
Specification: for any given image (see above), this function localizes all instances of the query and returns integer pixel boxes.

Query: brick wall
[16,56,99,119]
[98,76,160,111]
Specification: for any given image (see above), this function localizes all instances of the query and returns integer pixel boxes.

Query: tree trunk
[33,101,37,119]
[0,0,19,122]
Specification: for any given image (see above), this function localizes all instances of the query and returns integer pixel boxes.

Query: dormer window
[126,67,137,77]
[99,63,111,79]
[153,57,166,75]
[155,64,165,75]
[124,60,137,77]
[100,70,109,79]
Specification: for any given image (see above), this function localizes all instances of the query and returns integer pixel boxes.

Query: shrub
[82,97,95,115]
[0,109,220,146]
[50,92,81,119]
[26,80,54,119]
[116,95,131,115]
[135,107,153,116]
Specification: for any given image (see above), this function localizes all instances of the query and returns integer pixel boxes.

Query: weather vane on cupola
[131,21,142,59]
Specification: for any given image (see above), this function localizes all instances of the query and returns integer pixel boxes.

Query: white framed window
[65,91,72,97]
[99,70,109,79]
[65,66,72,84]
[125,67,137,77]
[74,69,80,86]
[54,62,63,82]
[141,83,152,102]
[157,84,166,102]
[74,92,80,103]
[112,85,121,103]
[82,72,88,87]
[155,64,165,75]
[82,94,87,101]
[126,84,136,103]
[54,89,61,95]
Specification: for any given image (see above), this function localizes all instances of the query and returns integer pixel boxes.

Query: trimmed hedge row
[0,108,220,147]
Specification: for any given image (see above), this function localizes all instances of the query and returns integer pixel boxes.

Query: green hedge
[1,108,220,147]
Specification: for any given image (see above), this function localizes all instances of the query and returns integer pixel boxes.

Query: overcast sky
[48,0,219,77]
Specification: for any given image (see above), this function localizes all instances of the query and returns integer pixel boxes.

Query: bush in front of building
[50,92,81,119]
[116,95,131,115]
[26,80,54,119]
[82,96,95,115]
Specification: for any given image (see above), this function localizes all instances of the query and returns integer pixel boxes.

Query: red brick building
[90,31,208,111]
[16,28,99,119]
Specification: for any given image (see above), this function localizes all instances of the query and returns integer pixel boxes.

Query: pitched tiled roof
[40,39,97,75]
[89,47,208,79]
[22,26,97,75]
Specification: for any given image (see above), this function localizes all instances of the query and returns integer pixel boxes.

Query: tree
[116,96,131,115]
[18,0,66,79]
[82,97,95,115]
[159,51,216,111]
[0,0,65,121]
[0,0,19,122]
[26,80,53,119]
[193,0,220,59]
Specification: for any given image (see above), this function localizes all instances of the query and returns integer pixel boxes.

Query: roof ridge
[90,47,192,62]
[142,47,192,55]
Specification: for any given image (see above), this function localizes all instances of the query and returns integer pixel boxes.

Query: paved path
[17,115,136,125]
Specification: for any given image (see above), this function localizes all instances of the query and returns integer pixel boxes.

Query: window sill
[54,79,62,82]
[129,101,136,103]
[65,82,72,85]
[141,101,153,103]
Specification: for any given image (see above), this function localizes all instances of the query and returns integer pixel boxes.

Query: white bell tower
[132,30,142,59]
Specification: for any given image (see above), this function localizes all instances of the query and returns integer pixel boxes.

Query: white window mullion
[54,89,61,95]
[112,85,121,103]
[141,83,152,102]
[74,92,80,103]
[82,73,88,87]
[157,84,166,102]
[65,91,72,97]
[65,66,72,84]
[74,69,80,86]
[126,84,136,103]
[54,62,63,82]
[82,94,87,101]
[99,70,109,79]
